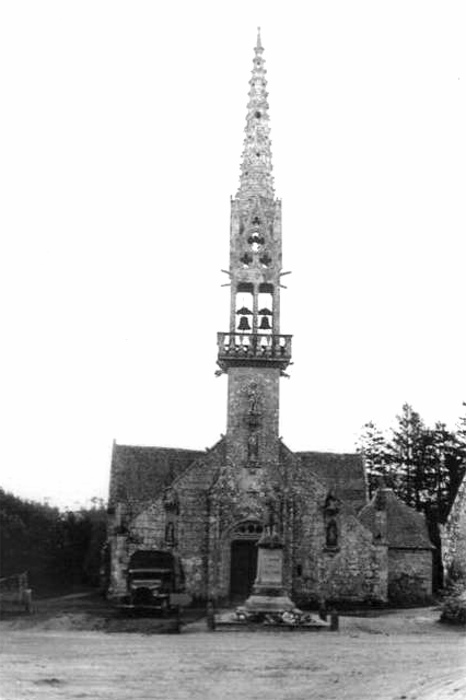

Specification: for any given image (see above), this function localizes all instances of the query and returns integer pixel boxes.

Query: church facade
[106,32,433,607]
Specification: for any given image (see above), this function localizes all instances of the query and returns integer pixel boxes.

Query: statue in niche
[326,519,338,548]
[245,381,262,428]
[324,491,340,516]
[243,381,263,467]
[165,521,175,546]
[163,487,179,513]
[247,429,259,463]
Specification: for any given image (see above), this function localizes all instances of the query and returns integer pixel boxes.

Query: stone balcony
[217,332,292,371]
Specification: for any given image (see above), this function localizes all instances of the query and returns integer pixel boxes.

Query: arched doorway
[229,520,263,601]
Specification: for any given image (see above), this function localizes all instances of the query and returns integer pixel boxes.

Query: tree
[425,422,464,521]
[454,402,466,496]
[355,421,390,496]
[389,403,426,508]
[53,502,107,587]
[0,488,107,594]
[0,489,59,589]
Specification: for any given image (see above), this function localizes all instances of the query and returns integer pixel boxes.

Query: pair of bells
[238,316,272,331]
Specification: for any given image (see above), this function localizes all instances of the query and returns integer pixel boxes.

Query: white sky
[1,1,465,508]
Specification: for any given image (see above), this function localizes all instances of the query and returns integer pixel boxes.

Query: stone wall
[281,447,388,605]
[107,445,224,603]
[107,441,392,606]
[292,495,387,605]
[108,535,129,598]
[205,446,388,605]
[174,459,216,600]
[388,548,433,603]
[226,365,281,468]
[442,476,466,582]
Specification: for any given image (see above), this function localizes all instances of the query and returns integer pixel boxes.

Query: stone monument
[244,499,296,613]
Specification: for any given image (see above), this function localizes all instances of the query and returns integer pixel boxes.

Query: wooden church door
[230,540,258,600]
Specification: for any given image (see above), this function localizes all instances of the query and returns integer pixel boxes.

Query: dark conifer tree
[389,403,426,508]
[356,421,390,496]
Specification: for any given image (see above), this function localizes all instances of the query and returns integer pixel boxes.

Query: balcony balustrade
[217,332,292,370]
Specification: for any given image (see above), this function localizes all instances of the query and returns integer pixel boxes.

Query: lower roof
[359,488,433,549]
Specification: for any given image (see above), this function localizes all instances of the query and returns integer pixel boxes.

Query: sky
[1,1,465,508]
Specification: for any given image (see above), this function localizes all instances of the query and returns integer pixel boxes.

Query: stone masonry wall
[442,476,466,581]
[107,441,391,605]
[388,549,432,602]
[226,365,281,468]
[283,448,388,605]
[292,496,387,604]
[205,446,388,605]
[107,444,224,602]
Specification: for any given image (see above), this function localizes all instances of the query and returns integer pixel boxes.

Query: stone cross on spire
[237,28,275,201]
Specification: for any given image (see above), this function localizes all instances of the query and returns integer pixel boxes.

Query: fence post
[329,608,339,631]
[206,600,216,631]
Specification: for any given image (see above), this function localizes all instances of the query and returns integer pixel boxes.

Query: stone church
[107,31,433,606]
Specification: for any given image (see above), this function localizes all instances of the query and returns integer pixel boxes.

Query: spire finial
[236,29,274,200]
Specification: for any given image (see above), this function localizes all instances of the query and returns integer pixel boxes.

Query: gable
[296,451,367,512]
[359,489,433,549]
[109,443,205,506]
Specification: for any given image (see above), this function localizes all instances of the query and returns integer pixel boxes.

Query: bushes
[0,489,107,595]
[440,583,466,625]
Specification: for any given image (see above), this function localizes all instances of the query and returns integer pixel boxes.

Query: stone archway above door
[232,520,264,540]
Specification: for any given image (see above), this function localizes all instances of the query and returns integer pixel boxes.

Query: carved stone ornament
[163,487,179,513]
[243,381,262,429]
[324,491,340,516]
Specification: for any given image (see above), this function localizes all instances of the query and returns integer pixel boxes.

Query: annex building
[106,31,433,607]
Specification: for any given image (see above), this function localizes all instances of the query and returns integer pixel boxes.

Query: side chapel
[106,31,433,606]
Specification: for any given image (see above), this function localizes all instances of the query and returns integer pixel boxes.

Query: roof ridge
[114,444,205,453]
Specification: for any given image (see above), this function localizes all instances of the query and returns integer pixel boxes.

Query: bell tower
[217,29,292,474]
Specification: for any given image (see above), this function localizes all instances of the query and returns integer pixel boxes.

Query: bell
[238,316,251,331]
[259,316,272,330]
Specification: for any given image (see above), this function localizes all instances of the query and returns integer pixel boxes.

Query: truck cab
[121,550,191,613]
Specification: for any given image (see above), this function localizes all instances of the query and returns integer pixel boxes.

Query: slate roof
[297,451,367,512]
[109,443,205,505]
[359,488,433,549]
[109,443,368,513]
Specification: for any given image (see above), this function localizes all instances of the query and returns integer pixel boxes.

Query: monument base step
[244,594,295,613]
[209,608,333,631]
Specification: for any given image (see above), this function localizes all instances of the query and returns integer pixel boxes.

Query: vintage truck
[119,550,191,613]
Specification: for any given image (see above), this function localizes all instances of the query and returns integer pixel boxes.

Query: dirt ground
[0,595,465,700]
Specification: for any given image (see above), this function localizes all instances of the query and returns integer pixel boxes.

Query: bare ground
[0,596,465,700]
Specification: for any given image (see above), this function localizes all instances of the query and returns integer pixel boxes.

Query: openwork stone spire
[237,28,275,201]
